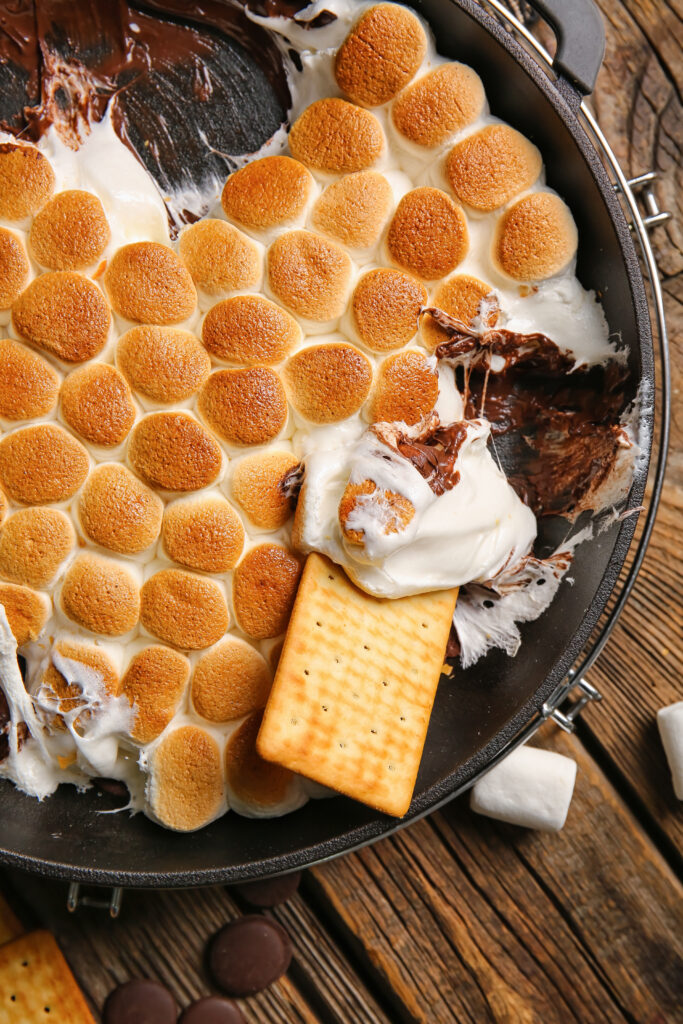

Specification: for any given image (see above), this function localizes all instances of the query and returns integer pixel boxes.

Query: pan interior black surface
[0,0,653,884]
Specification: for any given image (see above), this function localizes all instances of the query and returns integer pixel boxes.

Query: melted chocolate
[0,689,28,762]
[381,421,470,497]
[429,308,631,518]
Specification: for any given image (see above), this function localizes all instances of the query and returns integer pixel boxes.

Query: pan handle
[523,0,605,95]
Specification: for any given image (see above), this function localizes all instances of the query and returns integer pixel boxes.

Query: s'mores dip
[0,1,638,827]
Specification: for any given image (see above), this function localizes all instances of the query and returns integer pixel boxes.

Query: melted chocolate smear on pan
[428,307,631,519]
[0,0,310,229]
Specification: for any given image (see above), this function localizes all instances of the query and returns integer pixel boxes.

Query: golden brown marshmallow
[445,125,542,212]
[178,219,261,296]
[232,543,302,640]
[119,646,190,744]
[231,450,299,530]
[103,242,197,324]
[148,725,224,831]
[335,4,427,106]
[117,325,210,404]
[0,583,50,645]
[421,273,498,351]
[311,171,393,250]
[392,63,485,147]
[39,640,119,733]
[201,295,300,366]
[267,230,352,323]
[29,190,110,270]
[0,228,29,308]
[221,156,313,230]
[162,495,244,573]
[351,268,426,352]
[289,98,384,174]
[79,464,163,555]
[128,412,222,492]
[369,350,439,425]
[0,508,74,588]
[12,272,111,363]
[225,710,298,811]
[493,192,578,281]
[0,338,60,421]
[0,424,89,505]
[197,367,287,447]
[387,187,468,280]
[192,637,271,723]
[283,343,372,423]
[140,569,229,650]
[0,144,55,220]
[60,363,136,447]
[61,553,140,636]
[339,479,415,545]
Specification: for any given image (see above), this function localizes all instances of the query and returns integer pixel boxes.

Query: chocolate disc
[102,978,177,1024]
[208,916,292,996]
[232,870,302,908]
[179,996,245,1023]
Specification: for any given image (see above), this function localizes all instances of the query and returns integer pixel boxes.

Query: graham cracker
[0,930,95,1023]
[257,553,457,817]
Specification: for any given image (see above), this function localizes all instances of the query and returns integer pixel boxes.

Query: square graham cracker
[258,554,457,817]
[0,930,95,1023]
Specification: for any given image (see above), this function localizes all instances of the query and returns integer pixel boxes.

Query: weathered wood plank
[309,727,683,1024]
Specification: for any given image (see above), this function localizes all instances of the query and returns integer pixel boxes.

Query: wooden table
[2,3,681,1021]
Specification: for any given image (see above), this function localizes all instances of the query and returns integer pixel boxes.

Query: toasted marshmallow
[0,508,75,588]
[0,582,51,645]
[232,543,302,640]
[446,125,542,212]
[0,489,6,522]
[421,273,498,351]
[0,228,30,309]
[117,325,210,404]
[191,637,271,723]
[221,156,314,232]
[335,3,427,107]
[178,219,262,298]
[392,64,485,148]
[12,271,111,363]
[29,190,110,271]
[289,99,385,175]
[128,412,222,492]
[338,479,415,545]
[311,172,393,253]
[146,724,224,831]
[225,709,306,818]
[349,267,426,352]
[119,645,190,744]
[231,450,299,530]
[201,294,301,366]
[369,350,439,425]
[493,192,578,281]
[79,464,163,555]
[103,242,197,324]
[0,424,89,505]
[60,363,136,447]
[162,494,244,572]
[140,569,229,650]
[197,367,288,447]
[387,187,468,280]
[284,343,372,424]
[0,143,55,220]
[61,553,140,636]
[267,230,352,325]
[0,338,60,421]
[38,638,119,733]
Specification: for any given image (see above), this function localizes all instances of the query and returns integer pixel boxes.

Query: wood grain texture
[310,728,683,1024]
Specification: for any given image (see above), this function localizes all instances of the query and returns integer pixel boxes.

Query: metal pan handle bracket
[67,881,123,918]
[523,0,606,95]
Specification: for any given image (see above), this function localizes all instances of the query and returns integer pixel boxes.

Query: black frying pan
[0,0,653,886]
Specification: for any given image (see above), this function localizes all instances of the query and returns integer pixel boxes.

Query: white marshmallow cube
[470,745,577,831]
[657,701,683,800]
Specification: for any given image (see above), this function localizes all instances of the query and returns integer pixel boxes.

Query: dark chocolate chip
[179,996,245,1024]
[208,916,292,996]
[102,978,177,1024]
[232,871,301,908]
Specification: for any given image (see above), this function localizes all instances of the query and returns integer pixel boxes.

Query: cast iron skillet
[0,0,653,886]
